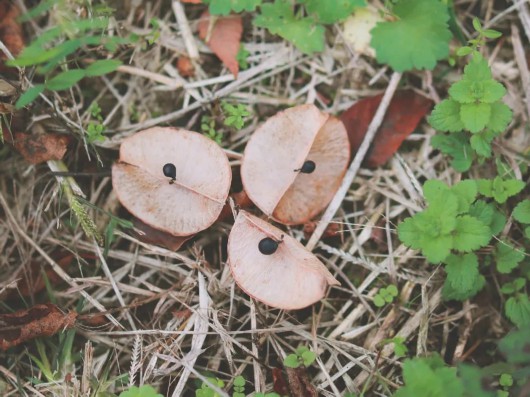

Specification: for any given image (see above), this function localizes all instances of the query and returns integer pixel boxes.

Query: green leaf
[495,241,525,274]
[463,55,492,81]
[457,364,496,397]
[472,17,482,32]
[491,177,525,204]
[482,29,502,39]
[456,46,472,56]
[46,69,86,91]
[15,84,45,109]
[451,180,477,214]
[207,0,261,15]
[283,354,300,368]
[443,253,481,300]
[394,355,464,397]
[233,376,245,388]
[452,215,491,252]
[468,200,506,235]
[303,0,365,24]
[499,373,513,387]
[443,274,485,301]
[498,326,530,365]
[460,102,491,133]
[387,284,398,297]
[431,132,473,172]
[373,294,385,307]
[501,278,526,295]
[423,179,449,204]
[487,102,512,133]
[481,80,506,103]
[254,0,325,54]
[505,295,530,328]
[85,59,122,77]
[119,385,163,397]
[301,350,316,367]
[513,200,530,224]
[469,129,497,158]
[429,99,465,133]
[370,0,452,72]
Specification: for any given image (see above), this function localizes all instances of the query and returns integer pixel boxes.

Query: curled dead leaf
[198,10,242,77]
[0,303,77,350]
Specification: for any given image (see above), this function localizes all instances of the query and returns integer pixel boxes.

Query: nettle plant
[398,23,529,329]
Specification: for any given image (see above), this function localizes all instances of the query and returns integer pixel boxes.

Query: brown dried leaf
[198,11,242,77]
[177,56,195,77]
[0,3,24,71]
[340,89,433,167]
[132,216,191,251]
[14,132,69,164]
[285,367,318,397]
[0,303,77,350]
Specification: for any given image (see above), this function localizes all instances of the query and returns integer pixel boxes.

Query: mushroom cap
[112,127,231,236]
[241,105,350,225]
[228,211,339,310]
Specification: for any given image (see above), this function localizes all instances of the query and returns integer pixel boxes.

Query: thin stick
[306,71,402,251]
[172,0,200,59]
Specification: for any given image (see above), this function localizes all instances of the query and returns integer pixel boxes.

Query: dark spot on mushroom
[163,163,176,182]
[258,237,279,255]
[294,160,316,174]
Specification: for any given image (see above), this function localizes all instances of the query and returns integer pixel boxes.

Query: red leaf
[0,3,24,72]
[198,10,242,77]
[272,367,290,396]
[340,89,433,167]
[14,132,69,164]
[0,303,77,350]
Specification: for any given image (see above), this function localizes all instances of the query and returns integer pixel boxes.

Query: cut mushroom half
[228,211,339,310]
[112,127,231,236]
[241,104,350,225]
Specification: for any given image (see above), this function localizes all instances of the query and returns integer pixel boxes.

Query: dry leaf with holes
[112,127,232,236]
[198,10,242,77]
[0,304,77,350]
[228,211,338,310]
[241,104,350,225]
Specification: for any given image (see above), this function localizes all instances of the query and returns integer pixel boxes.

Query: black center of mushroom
[295,160,316,174]
[163,163,176,180]
[258,237,279,255]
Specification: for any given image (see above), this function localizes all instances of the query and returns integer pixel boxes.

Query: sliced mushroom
[241,105,350,225]
[112,127,231,236]
[228,211,339,310]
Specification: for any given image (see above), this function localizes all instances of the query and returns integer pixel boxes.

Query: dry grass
[1,0,529,396]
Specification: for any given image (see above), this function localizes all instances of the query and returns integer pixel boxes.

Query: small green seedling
[86,102,105,143]
[283,346,317,369]
[373,285,398,307]
[236,44,250,69]
[201,115,223,144]
[222,102,250,130]
[119,385,163,397]
[196,377,225,397]
[380,337,408,358]
[233,375,245,397]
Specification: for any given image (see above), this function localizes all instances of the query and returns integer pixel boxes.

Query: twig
[306,71,402,251]
[172,1,200,59]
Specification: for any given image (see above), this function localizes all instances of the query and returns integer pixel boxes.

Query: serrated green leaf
[420,234,454,263]
[15,84,45,109]
[449,80,477,103]
[468,200,506,235]
[431,132,473,172]
[85,59,122,77]
[423,179,450,204]
[429,99,465,133]
[513,200,530,224]
[46,69,86,91]
[487,101,512,133]
[460,102,491,133]
[254,0,325,54]
[469,133,491,158]
[481,80,506,103]
[207,0,261,15]
[457,364,496,397]
[505,295,530,328]
[495,241,525,274]
[498,326,530,365]
[452,215,491,252]
[303,0,365,24]
[451,180,477,214]
[486,177,525,204]
[394,355,464,397]
[443,253,481,299]
[463,55,492,81]
[370,0,452,72]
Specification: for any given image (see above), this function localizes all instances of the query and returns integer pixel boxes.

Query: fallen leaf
[198,10,242,77]
[285,367,318,397]
[14,132,69,164]
[340,89,433,167]
[217,190,253,222]
[272,367,290,396]
[132,216,191,251]
[0,3,24,71]
[303,221,342,240]
[177,56,195,77]
[0,303,77,350]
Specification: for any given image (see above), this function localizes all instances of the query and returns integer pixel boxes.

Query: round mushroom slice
[241,104,350,225]
[112,127,231,236]
[228,211,339,310]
